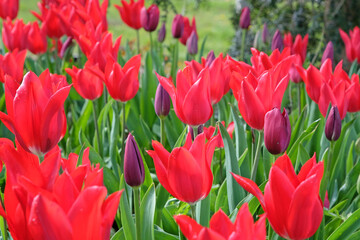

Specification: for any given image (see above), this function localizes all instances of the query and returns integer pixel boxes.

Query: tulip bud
[140,4,160,32]
[321,41,334,65]
[271,30,283,51]
[239,7,250,30]
[205,50,215,67]
[172,14,184,38]
[325,106,341,141]
[154,84,170,118]
[262,23,269,43]
[264,108,291,155]
[186,30,198,55]
[124,133,145,187]
[158,22,166,42]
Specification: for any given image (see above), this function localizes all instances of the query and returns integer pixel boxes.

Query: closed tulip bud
[325,106,341,141]
[154,84,170,118]
[239,7,250,29]
[124,133,145,187]
[158,22,166,42]
[205,50,215,67]
[321,41,334,65]
[271,30,283,51]
[172,14,184,38]
[262,23,269,43]
[186,30,198,55]
[264,108,291,155]
[140,4,160,32]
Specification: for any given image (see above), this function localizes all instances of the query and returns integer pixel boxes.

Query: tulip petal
[297,154,316,182]
[305,65,323,102]
[273,154,299,188]
[234,203,255,239]
[209,209,234,238]
[101,190,123,239]
[339,28,355,62]
[174,214,203,239]
[198,228,226,240]
[53,171,80,213]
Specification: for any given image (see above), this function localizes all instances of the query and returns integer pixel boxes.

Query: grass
[18,0,235,59]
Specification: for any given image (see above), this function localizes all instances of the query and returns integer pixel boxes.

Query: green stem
[320,141,335,201]
[171,40,179,84]
[136,30,140,54]
[250,130,263,181]
[297,83,302,115]
[92,100,103,157]
[149,32,153,55]
[120,102,126,171]
[190,204,196,221]
[192,125,198,139]
[160,118,166,146]
[134,187,141,240]
[0,196,7,240]
[240,30,247,60]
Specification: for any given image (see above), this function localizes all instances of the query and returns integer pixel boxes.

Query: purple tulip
[325,106,341,141]
[186,30,198,55]
[262,23,269,43]
[321,41,334,65]
[205,50,216,67]
[239,7,250,29]
[158,22,166,42]
[154,84,170,118]
[271,30,283,51]
[140,4,160,32]
[172,14,184,38]
[124,133,145,187]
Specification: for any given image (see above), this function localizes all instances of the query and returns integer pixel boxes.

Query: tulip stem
[92,100,103,157]
[192,126,198,139]
[149,32,153,55]
[160,118,166,146]
[297,83,302,115]
[171,40,179,84]
[250,130,263,181]
[320,141,335,201]
[240,30,247,61]
[134,187,141,240]
[121,102,126,171]
[190,204,197,221]
[136,30,140,54]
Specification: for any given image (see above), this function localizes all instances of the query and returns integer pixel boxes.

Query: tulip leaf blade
[154,228,179,240]
[327,207,360,240]
[173,126,188,148]
[111,228,125,240]
[219,123,245,212]
[140,183,156,240]
[119,176,136,240]
[215,179,229,214]
[198,35,208,62]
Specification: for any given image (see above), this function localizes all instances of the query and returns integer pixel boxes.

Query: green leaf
[119,176,136,240]
[327,208,360,240]
[197,35,208,62]
[174,126,187,148]
[215,179,229,214]
[154,229,179,240]
[140,183,156,240]
[111,229,125,240]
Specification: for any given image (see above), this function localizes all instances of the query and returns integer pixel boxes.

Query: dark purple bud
[325,106,341,141]
[262,23,269,43]
[264,108,291,155]
[140,4,160,32]
[124,133,145,187]
[271,30,283,51]
[289,65,301,83]
[321,41,334,65]
[154,84,170,118]
[189,125,204,140]
[205,50,216,67]
[239,7,250,30]
[59,37,73,58]
[172,14,184,38]
[158,22,166,42]
[186,30,198,55]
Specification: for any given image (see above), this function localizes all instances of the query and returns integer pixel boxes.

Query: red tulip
[283,33,293,50]
[232,153,324,240]
[0,0,19,20]
[186,53,231,104]
[202,121,234,148]
[179,16,197,46]
[140,4,160,32]
[0,70,72,155]
[347,73,360,112]
[39,4,71,39]
[104,54,141,102]
[72,21,104,57]
[292,34,308,64]
[72,0,108,32]
[339,27,360,63]
[147,132,217,203]
[156,66,213,126]
[296,59,355,119]
[2,18,29,51]
[27,21,48,54]
[230,55,293,129]
[115,0,144,30]
[175,203,266,240]
[0,49,26,83]
[66,63,104,100]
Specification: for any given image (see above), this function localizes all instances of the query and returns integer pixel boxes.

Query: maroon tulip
[205,50,215,67]
[186,30,198,55]
[264,108,291,155]
[172,14,184,38]
[158,22,166,42]
[154,84,170,118]
[271,30,283,51]
[262,23,269,43]
[325,105,341,141]
[140,4,160,32]
[239,7,250,30]
[124,133,144,187]
[321,41,334,65]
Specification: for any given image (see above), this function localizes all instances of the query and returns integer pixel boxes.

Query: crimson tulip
[179,16,197,45]
[283,33,293,50]
[147,132,217,203]
[339,27,360,63]
[175,203,266,240]
[66,63,104,100]
[0,70,71,155]
[296,59,355,119]
[2,18,28,51]
[232,153,324,240]
[292,34,308,64]
[156,66,213,126]
[38,4,71,39]
[0,0,18,20]
[140,4,160,32]
[0,49,26,84]
[172,14,184,38]
[72,0,108,32]
[26,21,47,54]
[104,54,141,102]
[115,0,144,30]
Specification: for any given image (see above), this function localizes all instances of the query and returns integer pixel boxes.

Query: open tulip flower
[156,66,213,126]
[232,153,324,240]
[115,0,144,30]
[339,27,360,63]
[0,70,71,156]
[0,49,26,84]
[297,58,356,119]
[175,203,266,240]
[2,18,29,51]
[147,132,218,204]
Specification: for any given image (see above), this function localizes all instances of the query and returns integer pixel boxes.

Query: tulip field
[1,0,360,239]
